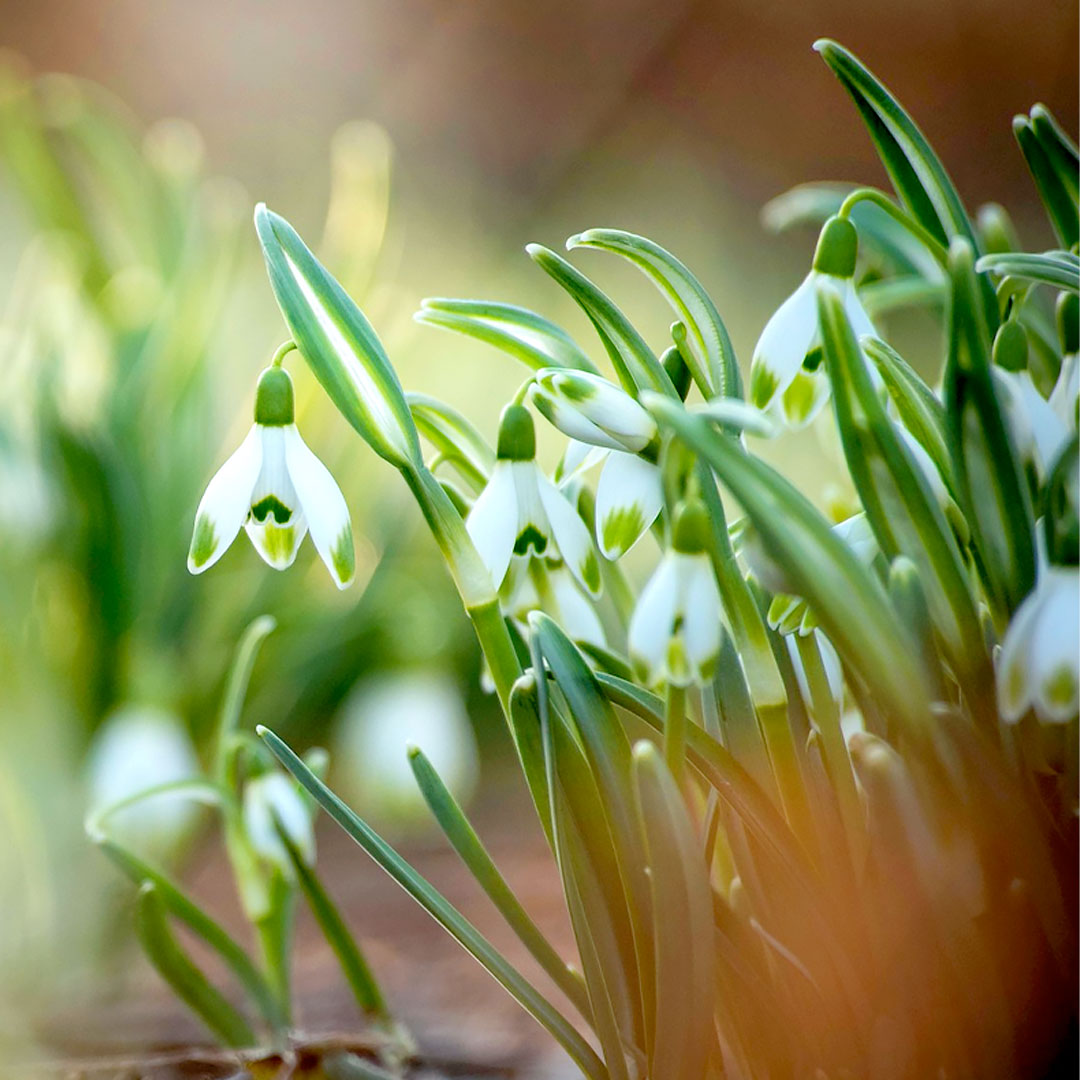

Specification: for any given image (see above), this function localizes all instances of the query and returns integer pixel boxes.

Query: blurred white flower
[335,672,479,823]
[501,556,606,648]
[86,705,199,852]
[188,365,354,588]
[242,772,315,876]
[995,368,1069,481]
[997,566,1079,724]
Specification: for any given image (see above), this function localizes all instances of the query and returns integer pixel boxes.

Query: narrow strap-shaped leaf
[818,286,986,685]
[632,743,715,1080]
[415,298,599,373]
[1030,104,1080,203]
[274,817,390,1020]
[943,240,1037,624]
[859,275,946,317]
[255,204,422,469]
[407,745,591,1019]
[1013,112,1079,249]
[135,883,256,1048]
[527,245,677,397]
[567,228,740,399]
[407,391,494,493]
[216,615,276,788]
[257,726,608,1080]
[646,396,930,731]
[975,251,1080,295]
[862,338,955,498]
[814,40,997,331]
[89,834,287,1031]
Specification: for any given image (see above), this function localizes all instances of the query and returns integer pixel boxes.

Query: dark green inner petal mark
[189,514,218,568]
[251,495,293,524]
[514,524,548,556]
[802,345,825,372]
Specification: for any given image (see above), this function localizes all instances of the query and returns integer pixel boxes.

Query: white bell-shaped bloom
[595,449,664,561]
[628,501,722,687]
[242,771,316,875]
[532,368,657,453]
[501,555,606,648]
[1049,352,1078,431]
[997,565,1079,724]
[86,705,200,853]
[466,404,601,595]
[749,216,876,429]
[188,365,355,588]
[995,368,1069,482]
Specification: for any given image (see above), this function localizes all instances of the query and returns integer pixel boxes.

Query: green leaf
[645,396,930,731]
[943,240,1037,624]
[415,298,599,373]
[407,745,590,1018]
[255,204,421,469]
[818,284,985,685]
[1013,112,1079,249]
[862,338,955,498]
[631,743,715,1080]
[257,726,608,1080]
[88,833,287,1032]
[567,228,741,399]
[1030,104,1080,204]
[527,244,676,397]
[274,815,389,1020]
[135,883,256,1048]
[407,391,495,493]
[216,615,276,788]
[975,251,1080,295]
[814,40,997,330]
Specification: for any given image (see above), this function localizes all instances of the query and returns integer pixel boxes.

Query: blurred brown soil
[35,775,580,1079]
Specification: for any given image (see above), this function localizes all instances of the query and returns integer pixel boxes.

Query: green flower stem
[757,701,816,857]
[663,683,687,788]
[255,875,295,1027]
[794,634,864,870]
[838,187,949,270]
[270,339,298,368]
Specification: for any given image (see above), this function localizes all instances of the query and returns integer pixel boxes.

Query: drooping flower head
[242,771,316,877]
[530,368,664,560]
[465,403,601,596]
[628,498,722,687]
[187,362,355,588]
[750,215,876,428]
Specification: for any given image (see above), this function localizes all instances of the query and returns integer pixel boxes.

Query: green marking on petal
[1005,662,1027,711]
[331,526,355,585]
[251,495,293,524]
[557,377,596,404]
[1042,665,1077,710]
[259,524,296,565]
[581,548,601,594]
[802,344,825,372]
[601,505,645,558]
[781,370,819,424]
[514,524,548,556]
[666,637,690,684]
[189,514,218,569]
[749,364,778,409]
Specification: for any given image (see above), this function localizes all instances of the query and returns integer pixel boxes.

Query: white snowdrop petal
[750,273,820,410]
[283,425,355,588]
[843,280,878,340]
[679,552,722,679]
[533,389,625,451]
[537,469,601,596]
[595,451,664,560]
[1049,353,1078,430]
[245,430,307,570]
[243,773,315,874]
[996,585,1043,722]
[1029,571,1080,723]
[188,426,262,573]
[629,556,680,683]
[551,566,606,648]
[465,461,518,589]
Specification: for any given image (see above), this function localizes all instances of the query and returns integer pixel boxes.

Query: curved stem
[270,339,298,368]
[838,187,949,270]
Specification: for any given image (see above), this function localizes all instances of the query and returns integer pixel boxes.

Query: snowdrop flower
[629,500,722,687]
[749,215,876,429]
[995,367,1069,482]
[86,705,200,853]
[466,404,601,595]
[1049,352,1077,431]
[997,566,1079,723]
[502,555,606,648]
[187,363,355,588]
[786,630,844,709]
[242,771,316,876]
[530,369,663,560]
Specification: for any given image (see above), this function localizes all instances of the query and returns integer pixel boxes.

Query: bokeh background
[0,0,1075,1072]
